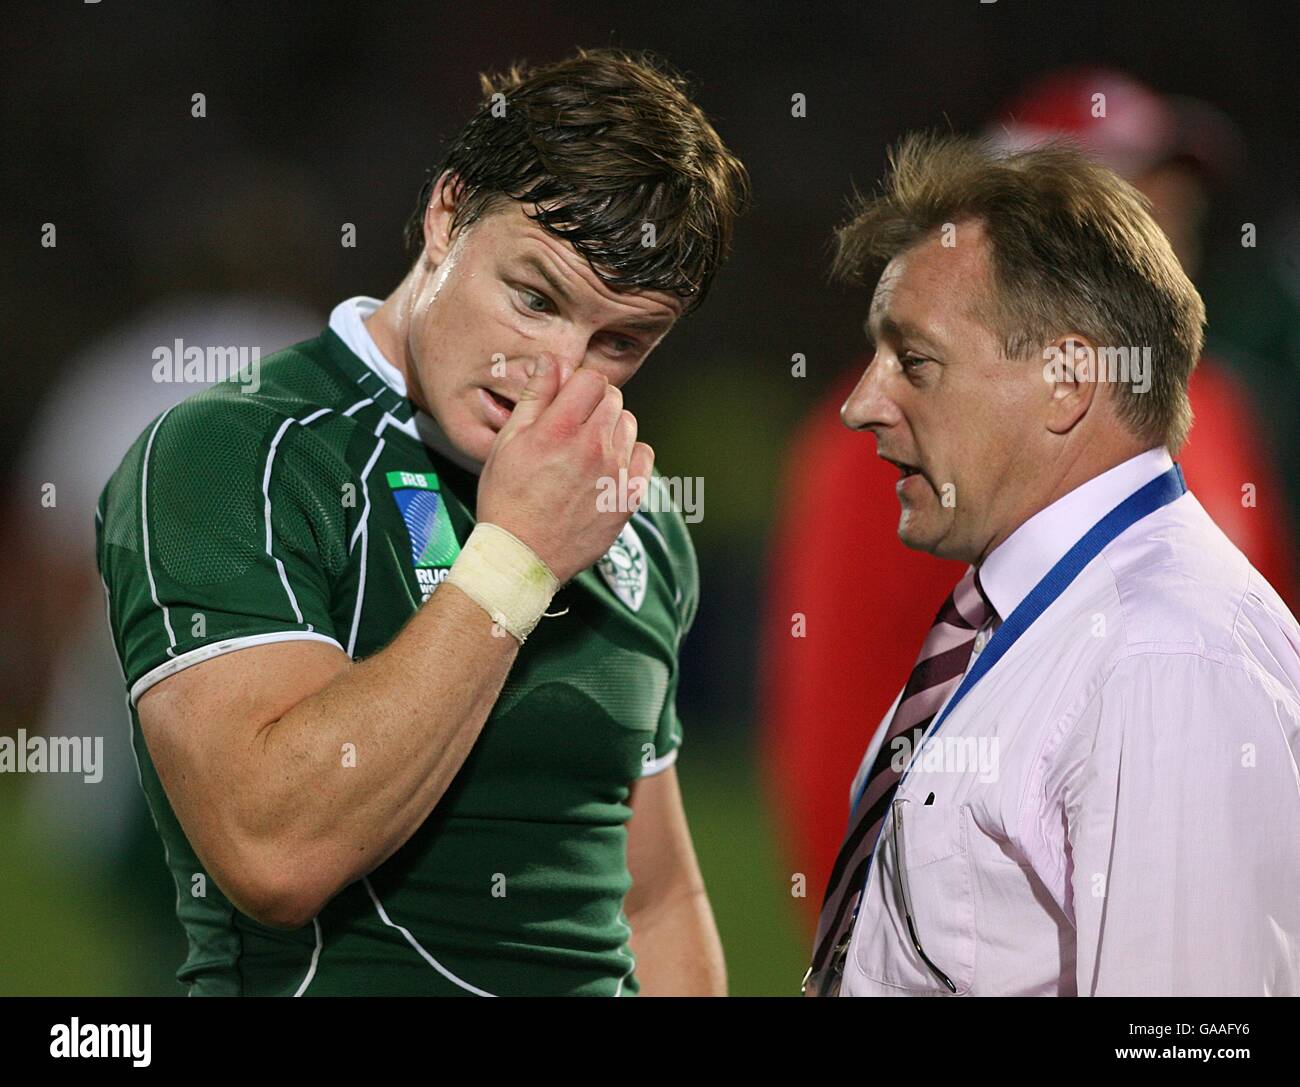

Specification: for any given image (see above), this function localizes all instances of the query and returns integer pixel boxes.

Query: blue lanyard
[852,463,1187,814]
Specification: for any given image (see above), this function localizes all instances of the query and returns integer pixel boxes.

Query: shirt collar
[327,296,483,476]
[977,446,1174,620]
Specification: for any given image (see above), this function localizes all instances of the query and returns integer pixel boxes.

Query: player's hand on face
[478,356,653,584]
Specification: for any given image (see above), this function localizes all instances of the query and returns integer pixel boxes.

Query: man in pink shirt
[804,133,1300,996]
[762,72,1297,950]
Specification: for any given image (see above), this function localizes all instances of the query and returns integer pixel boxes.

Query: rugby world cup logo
[387,471,460,600]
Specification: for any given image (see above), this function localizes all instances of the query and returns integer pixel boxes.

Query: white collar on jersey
[328,295,483,476]
[977,445,1174,619]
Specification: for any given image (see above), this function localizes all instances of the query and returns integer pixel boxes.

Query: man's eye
[607,336,639,355]
[900,354,928,370]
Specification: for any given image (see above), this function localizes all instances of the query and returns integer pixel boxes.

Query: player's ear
[421,171,460,267]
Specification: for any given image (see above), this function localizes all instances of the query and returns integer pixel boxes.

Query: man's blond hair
[832,132,1206,451]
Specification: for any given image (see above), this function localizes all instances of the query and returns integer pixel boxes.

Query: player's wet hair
[831,132,1205,452]
[403,47,750,315]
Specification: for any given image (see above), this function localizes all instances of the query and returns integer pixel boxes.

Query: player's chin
[465,426,497,462]
[440,408,495,464]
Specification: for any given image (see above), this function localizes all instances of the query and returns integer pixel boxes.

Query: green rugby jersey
[95,323,698,996]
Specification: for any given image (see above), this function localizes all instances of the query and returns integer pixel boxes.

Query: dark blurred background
[2,0,1297,995]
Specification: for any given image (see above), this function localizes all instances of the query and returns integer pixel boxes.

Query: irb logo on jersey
[386,471,461,601]
[597,522,647,612]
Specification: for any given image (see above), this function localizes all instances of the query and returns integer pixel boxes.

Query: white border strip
[141,408,179,656]
[130,630,346,706]
[363,877,495,997]
[293,918,324,997]
[638,746,678,778]
[613,907,636,996]
[374,411,416,442]
[346,432,387,656]
[262,408,333,629]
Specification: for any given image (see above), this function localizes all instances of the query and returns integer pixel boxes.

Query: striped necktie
[805,566,996,995]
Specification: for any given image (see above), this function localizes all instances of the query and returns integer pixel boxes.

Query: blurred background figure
[0,165,324,993]
[761,67,1299,937]
[1200,208,1300,545]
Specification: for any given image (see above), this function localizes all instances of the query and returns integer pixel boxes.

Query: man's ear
[1042,334,1099,436]
[421,172,459,267]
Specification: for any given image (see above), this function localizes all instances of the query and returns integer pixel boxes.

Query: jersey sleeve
[98,395,350,705]
[640,484,700,777]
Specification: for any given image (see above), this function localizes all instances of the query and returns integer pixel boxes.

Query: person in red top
[762,68,1299,928]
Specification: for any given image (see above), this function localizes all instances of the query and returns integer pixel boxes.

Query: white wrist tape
[446,523,560,643]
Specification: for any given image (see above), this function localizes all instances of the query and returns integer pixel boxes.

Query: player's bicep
[136,639,349,905]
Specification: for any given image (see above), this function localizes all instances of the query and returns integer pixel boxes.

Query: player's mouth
[880,453,928,494]
[480,387,517,429]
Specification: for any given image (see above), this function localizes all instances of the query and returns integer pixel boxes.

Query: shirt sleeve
[1062,650,1300,996]
[98,398,349,705]
[640,500,700,777]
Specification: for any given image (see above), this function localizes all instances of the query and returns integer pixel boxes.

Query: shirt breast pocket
[852,797,977,995]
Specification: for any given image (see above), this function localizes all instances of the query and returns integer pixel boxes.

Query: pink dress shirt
[840,447,1300,996]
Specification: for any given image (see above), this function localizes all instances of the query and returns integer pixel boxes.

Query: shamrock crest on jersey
[597,522,647,612]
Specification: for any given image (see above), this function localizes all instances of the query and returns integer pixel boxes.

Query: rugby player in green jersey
[96,48,749,996]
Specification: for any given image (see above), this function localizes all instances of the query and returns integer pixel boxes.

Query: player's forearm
[627,888,728,996]
[235,583,518,921]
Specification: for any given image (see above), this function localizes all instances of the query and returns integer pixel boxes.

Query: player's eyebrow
[617,313,676,333]
[864,314,944,355]
[518,255,575,307]
[519,254,676,333]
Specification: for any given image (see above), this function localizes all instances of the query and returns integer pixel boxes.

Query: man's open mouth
[479,387,518,431]
[486,389,516,414]
[881,454,923,480]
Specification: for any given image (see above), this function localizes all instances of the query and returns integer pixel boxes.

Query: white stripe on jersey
[262,407,333,629]
[346,426,388,657]
[363,876,496,997]
[140,407,179,655]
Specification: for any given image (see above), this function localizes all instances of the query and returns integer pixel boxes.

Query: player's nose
[539,330,589,387]
[840,359,899,432]
[517,351,575,392]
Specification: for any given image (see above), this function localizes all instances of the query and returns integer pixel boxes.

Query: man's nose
[840,359,899,432]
